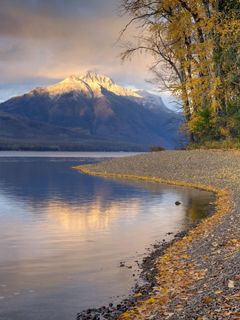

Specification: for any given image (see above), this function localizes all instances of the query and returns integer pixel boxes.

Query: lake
[0,152,214,320]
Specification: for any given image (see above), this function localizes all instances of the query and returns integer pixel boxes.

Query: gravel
[76,150,240,320]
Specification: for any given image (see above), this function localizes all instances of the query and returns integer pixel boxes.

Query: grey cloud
[0,0,153,101]
[0,76,58,102]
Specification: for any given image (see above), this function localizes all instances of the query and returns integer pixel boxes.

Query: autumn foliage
[121,0,240,144]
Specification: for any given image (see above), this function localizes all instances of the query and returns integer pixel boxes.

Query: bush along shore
[75,150,240,319]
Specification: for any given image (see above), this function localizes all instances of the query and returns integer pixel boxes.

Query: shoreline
[77,229,195,320]
[75,150,239,319]
[76,225,214,320]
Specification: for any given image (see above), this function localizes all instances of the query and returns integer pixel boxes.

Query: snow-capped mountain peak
[42,71,141,99]
[45,75,93,98]
[81,71,115,87]
[0,70,184,151]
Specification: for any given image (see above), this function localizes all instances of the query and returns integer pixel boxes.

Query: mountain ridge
[0,72,185,151]
[32,71,142,99]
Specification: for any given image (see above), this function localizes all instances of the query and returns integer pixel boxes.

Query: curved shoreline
[75,150,239,319]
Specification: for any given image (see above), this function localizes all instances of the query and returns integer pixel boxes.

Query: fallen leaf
[228,280,235,288]
[215,290,223,295]
[202,297,213,304]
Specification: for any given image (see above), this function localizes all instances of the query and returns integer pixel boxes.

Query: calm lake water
[0,152,214,320]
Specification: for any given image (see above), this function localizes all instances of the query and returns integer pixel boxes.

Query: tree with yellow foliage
[121,0,240,144]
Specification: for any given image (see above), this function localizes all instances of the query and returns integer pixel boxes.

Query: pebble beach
[76,150,240,319]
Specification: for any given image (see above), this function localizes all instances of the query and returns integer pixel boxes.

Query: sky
[0,0,159,103]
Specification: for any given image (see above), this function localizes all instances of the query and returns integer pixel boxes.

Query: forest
[122,0,240,147]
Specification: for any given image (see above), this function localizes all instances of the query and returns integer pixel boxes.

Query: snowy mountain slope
[0,72,185,150]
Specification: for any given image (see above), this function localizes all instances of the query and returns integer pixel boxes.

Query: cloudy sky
[0,0,156,102]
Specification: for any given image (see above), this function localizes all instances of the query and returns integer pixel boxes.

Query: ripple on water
[0,155,214,320]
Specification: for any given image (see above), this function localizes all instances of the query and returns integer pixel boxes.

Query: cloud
[0,0,154,101]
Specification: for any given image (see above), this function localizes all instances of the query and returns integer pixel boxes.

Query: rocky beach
[76,150,240,319]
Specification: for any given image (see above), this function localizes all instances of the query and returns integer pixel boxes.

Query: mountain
[133,90,169,113]
[0,72,185,151]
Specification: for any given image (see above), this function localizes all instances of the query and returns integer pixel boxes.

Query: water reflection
[0,156,214,320]
[46,200,140,233]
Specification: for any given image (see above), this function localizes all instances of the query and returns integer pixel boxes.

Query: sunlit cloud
[0,0,154,102]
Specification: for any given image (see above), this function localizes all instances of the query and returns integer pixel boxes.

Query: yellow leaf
[215,290,222,295]
[202,297,213,304]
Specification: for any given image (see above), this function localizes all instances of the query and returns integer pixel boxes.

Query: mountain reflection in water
[0,156,214,320]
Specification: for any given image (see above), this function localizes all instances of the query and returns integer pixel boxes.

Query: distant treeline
[0,139,146,152]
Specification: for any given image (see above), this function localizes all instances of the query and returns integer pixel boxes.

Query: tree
[121,0,240,143]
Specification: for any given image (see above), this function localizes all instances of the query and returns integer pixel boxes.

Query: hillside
[0,72,185,151]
